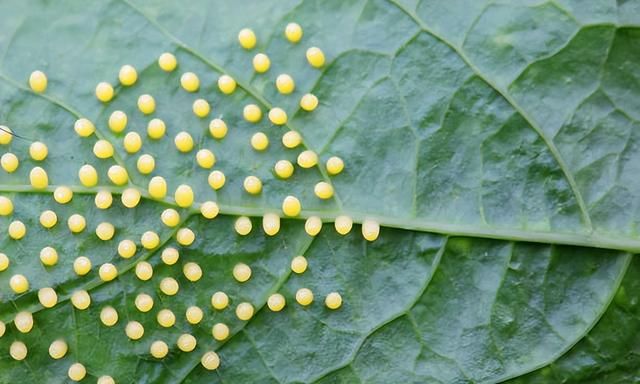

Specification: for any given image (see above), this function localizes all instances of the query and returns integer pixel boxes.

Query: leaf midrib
[2,184,640,252]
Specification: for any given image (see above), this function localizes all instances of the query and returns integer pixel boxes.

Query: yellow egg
[74,118,95,137]
[267,293,286,312]
[335,215,353,235]
[177,227,195,246]
[274,160,294,179]
[38,287,58,308]
[174,131,194,152]
[158,52,178,72]
[285,22,303,43]
[97,376,115,384]
[68,363,87,382]
[233,263,252,283]
[147,118,166,139]
[325,292,343,309]
[180,72,200,92]
[118,239,137,258]
[0,196,13,216]
[123,132,142,153]
[78,164,98,187]
[29,70,47,93]
[193,98,211,118]
[93,139,115,159]
[40,211,58,229]
[39,246,58,266]
[138,94,156,115]
[186,306,203,324]
[314,181,334,199]
[262,213,280,236]
[306,47,326,68]
[243,104,262,122]
[135,261,153,281]
[282,130,302,149]
[107,165,128,185]
[234,216,252,235]
[135,293,154,312]
[211,291,229,310]
[125,321,144,340]
[238,28,257,49]
[282,195,301,217]
[161,209,180,227]
[200,201,219,219]
[235,302,254,321]
[157,309,176,328]
[141,231,160,249]
[275,74,295,94]
[121,187,141,208]
[201,351,220,370]
[52,187,72,205]
[96,82,115,102]
[1,152,19,173]
[108,110,128,133]
[161,247,180,265]
[251,132,269,151]
[150,340,169,358]
[291,255,308,274]
[29,141,48,161]
[326,156,344,175]
[29,166,48,189]
[9,341,27,360]
[99,263,118,281]
[297,150,318,168]
[147,176,167,199]
[174,184,194,208]
[305,216,322,236]
[177,333,197,352]
[0,253,9,271]
[73,256,92,276]
[183,262,202,282]
[196,149,216,169]
[8,220,27,240]
[100,306,118,326]
[295,288,314,306]
[252,53,271,73]
[209,118,228,139]
[0,126,12,145]
[119,64,138,86]
[48,339,68,359]
[14,311,33,333]
[95,190,113,209]
[268,108,288,125]
[160,277,179,295]
[208,170,226,190]
[71,290,91,310]
[212,323,229,341]
[218,74,237,94]
[137,154,156,174]
[362,219,380,241]
[243,175,262,195]
[300,93,319,111]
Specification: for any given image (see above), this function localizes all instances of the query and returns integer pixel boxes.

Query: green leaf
[0,0,638,383]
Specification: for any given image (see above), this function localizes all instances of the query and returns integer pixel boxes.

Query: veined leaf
[0,1,637,383]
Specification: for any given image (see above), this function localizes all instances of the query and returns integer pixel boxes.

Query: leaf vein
[385,0,594,232]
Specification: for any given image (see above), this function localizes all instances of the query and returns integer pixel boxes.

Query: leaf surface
[0,1,638,383]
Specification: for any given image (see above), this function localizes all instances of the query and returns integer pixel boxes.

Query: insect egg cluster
[0,20,383,382]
